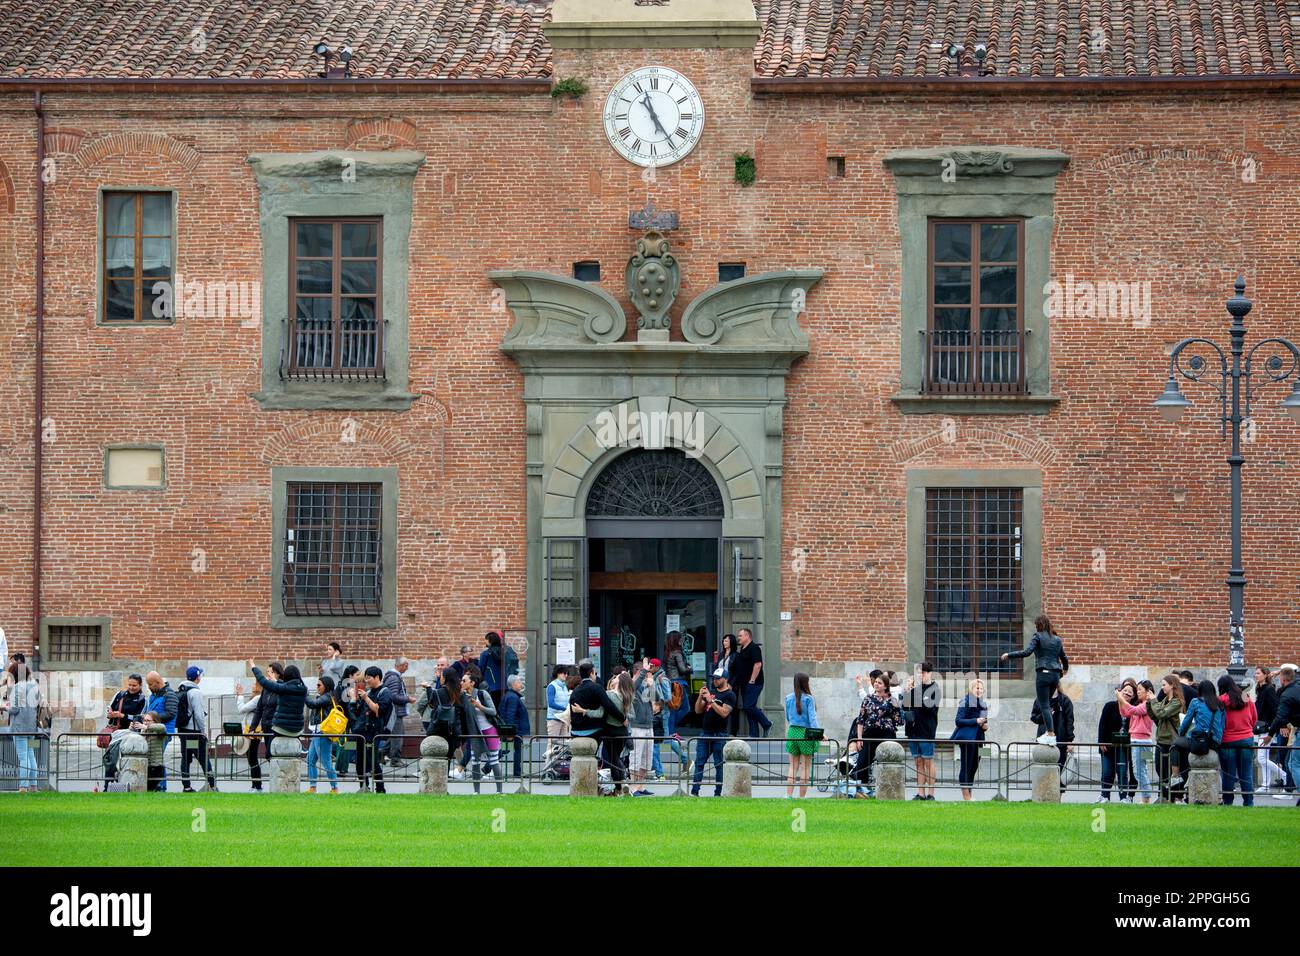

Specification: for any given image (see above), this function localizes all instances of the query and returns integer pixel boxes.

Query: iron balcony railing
[921,328,1028,395]
[279,317,387,382]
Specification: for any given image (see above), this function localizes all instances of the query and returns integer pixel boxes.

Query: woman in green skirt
[784,672,820,798]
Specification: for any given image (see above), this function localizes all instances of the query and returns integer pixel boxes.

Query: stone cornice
[247,149,426,180]
[883,146,1071,184]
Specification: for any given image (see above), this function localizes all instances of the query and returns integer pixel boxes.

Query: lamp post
[1153,276,1300,685]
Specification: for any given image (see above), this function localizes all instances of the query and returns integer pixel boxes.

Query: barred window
[286,219,383,379]
[925,487,1023,674]
[926,219,1025,394]
[47,623,106,664]
[282,482,383,616]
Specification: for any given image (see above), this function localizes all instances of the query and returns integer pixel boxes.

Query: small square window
[828,156,847,178]
[40,616,112,670]
[573,261,601,282]
[105,446,165,489]
[718,263,746,282]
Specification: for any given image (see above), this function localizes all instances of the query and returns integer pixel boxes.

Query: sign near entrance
[557,638,576,666]
[665,613,681,633]
[587,626,602,650]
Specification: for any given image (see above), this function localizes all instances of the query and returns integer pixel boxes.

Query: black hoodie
[252,666,307,734]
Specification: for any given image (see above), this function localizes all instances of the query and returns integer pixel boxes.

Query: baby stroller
[818,748,865,796]
[539,737,571,782]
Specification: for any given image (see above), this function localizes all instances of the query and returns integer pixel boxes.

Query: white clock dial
[603,66,704,168]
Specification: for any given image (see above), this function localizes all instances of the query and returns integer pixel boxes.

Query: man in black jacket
[902,663,940,800]
[356,666,393,793]
[568,659,623,741]
[1259,664,1300,806]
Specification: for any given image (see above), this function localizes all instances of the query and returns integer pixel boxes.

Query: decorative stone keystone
[874,740,907,800]
[1187,750,1222,806]
[269,735,302,793]
[570,736,599,796]
[1030,744,1062,803]
[116,732,149,792]
[419,736,449,795]
[722,738,752,797]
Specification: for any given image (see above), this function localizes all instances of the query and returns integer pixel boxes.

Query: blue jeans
[307,735,338,788]
[691,734,726,796]
[665,681,689,735]
[1130,739,1154,798]
[1218,739,1254,806]
[741,683,771,736]
[1290,745,1300,796]
[15,736,39,789]
[1100,746,1130,799]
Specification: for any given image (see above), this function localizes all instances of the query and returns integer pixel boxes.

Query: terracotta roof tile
[0,0,1295,81]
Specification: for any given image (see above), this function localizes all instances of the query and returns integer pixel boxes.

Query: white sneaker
[1273,792,1293,800]
[1036,733,1057,746]
[1093,795,1109,803]
[448,767,465,780]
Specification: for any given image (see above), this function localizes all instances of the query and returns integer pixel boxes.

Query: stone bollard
[1187,750,1222,806]
[874,740,907,800]
[419,736,449,795]
[722,738,753,797]
[269,735,302,793]
[116,732,149,792]
[1030,744,1062,803]
[570,736,599,796]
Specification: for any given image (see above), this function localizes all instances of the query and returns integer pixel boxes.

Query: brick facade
[1,42,1298,692]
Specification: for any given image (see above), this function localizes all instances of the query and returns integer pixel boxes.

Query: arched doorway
[584,449,722,695]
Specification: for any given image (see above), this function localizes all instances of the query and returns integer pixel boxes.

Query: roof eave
[751,73,1300,96]
[0,77,555,95]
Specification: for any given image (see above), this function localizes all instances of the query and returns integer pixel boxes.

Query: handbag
[96,726,114,749]
[802,727,826,741]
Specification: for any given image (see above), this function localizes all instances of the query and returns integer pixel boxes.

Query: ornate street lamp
[1153,276,1300,684]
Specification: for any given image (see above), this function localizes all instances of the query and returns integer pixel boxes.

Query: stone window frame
[905,468,1042,696]
[39,615,113,671]
[270,466,399,629]
[885,147,1070,415]
[248,151,424,411]
[103,443,167,491]
[95,186,179,328]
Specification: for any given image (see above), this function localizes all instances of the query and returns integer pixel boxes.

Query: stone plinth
[1030,744,1062,803]
[874,740,907,800]
[269,735,302,793]
[419,736,449,795]
[116,733,148,792]
[570,736,599,796]
[1187,750,1221,806]
[722,738,752,797]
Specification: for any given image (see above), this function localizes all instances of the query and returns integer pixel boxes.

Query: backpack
[175,686,192,732]
[669,681,684,711]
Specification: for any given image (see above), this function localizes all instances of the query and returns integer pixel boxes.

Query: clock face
[603,66,704,168]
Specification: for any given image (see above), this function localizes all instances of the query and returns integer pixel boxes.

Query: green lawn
[5,793,1298,866]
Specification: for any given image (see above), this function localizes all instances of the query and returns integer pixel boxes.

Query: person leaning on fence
[176,666,218,794]
[2,662,43,792]
[1029,679,1074,791]
[104,674,147,789]
[356,666,394,793]
[1097,680,1137,803]
[1216,674,1258,807]
[951,679,989,801]
[902,663,941,801]
[1171,679,1226,799]
[462,669,505,794]
[1258,664,1300,806]
[305,675,342,794]
[1001,614,1069,746]
[500,674,531,780]
[784,672,819,799]
[1120,680,1157,804]
[1148,675,1185,803]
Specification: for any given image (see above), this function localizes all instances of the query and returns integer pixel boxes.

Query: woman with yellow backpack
[306,675,347,793]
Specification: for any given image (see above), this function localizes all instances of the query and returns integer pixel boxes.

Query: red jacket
[1219,695,1258,743]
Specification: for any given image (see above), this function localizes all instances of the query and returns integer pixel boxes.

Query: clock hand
[641,94,670,139]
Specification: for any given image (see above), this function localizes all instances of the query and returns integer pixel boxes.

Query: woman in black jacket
[1097,679,1136,803]
[245,662,284,788]
[1002,614,1069,745]
[248,660,308,736]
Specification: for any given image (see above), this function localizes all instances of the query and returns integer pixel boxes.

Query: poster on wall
[556,638,576,665]
[587,626,601,650]
[690,652,706,674]
[665,613,681,633]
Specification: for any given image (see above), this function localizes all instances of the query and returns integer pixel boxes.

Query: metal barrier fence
[839,735,1007,797]
[1,731,52,791]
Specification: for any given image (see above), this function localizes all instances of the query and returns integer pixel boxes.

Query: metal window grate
[47,624,105,664]
[924,488,1023,674]
[282,482,383,616]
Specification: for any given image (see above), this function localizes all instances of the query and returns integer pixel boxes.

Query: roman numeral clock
[603,66,704,168]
